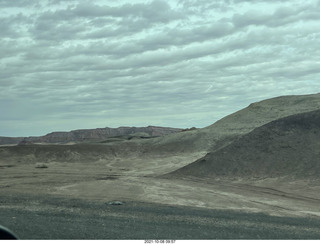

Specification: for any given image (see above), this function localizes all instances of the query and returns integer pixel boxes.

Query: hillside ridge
[167,109,320,180]
[0,125,182,145]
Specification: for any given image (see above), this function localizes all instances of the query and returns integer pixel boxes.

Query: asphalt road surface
[1,194,320,240]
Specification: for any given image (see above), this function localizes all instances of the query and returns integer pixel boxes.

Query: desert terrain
[1,93,320,239]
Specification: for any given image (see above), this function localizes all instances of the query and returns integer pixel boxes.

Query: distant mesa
[2,93,320,149]
[0,126,183,145]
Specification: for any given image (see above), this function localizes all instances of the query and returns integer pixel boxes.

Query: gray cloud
[1,0,320,136]
[75,0,183,23]
[0,0,39,7]
[29,0,183,41]
[232,3,320,28]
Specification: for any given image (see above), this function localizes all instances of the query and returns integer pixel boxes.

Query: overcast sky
[1,0,320,136]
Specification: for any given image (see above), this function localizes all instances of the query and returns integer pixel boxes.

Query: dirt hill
[150,93,320,154]
[167,109,320,180]
[2,93,320,165]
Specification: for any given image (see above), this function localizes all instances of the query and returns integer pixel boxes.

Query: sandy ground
[1,152,320,219]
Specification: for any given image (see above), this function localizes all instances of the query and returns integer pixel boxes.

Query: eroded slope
[149,93,320,153]
[168,109,320,180]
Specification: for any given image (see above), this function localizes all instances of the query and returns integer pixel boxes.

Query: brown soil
[1,147,320,218]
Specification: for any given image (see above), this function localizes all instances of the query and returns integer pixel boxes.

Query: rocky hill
[150,93,320,153]
[2,93,320,172]
[167,109,320,180]
[0,126,182,145]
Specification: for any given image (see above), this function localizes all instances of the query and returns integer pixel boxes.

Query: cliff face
[0,126,182,145]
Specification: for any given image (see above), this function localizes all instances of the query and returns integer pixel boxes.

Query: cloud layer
[1,0,320,136]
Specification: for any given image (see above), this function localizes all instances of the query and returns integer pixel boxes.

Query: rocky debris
[35,163,48,169]
[106,201,124,205]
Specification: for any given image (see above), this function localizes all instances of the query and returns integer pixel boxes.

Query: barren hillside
[151,93,320,153]
[168,109,320,180]
[2,93,320,163]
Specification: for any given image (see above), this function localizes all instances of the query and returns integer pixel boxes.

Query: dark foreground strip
[0,194,320,240]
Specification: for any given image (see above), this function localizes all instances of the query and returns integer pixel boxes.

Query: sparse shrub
[35,163,48,168]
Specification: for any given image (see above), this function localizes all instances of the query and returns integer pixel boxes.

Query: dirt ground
[3,194,320,240]
[1,152,320,219]
[2,152,320,239]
